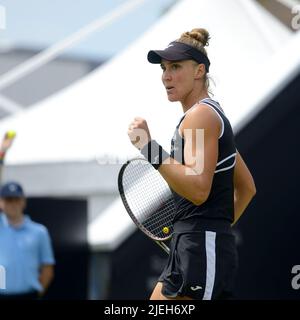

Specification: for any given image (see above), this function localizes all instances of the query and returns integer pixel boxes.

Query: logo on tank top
[190,285,202,291]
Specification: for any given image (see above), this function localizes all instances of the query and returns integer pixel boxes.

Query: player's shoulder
[183,102,221,128]
[26,216,49,235]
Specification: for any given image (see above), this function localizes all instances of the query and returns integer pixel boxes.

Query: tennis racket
[118,157,176,254]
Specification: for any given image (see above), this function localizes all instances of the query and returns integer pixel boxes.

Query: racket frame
[118,158,173,254]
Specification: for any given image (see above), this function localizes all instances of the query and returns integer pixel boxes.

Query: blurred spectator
[0,132,55,299]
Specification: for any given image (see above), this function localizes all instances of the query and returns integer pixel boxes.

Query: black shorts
[158,224,238,300]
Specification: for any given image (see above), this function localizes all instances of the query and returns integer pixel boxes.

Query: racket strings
[143,199,174,230]
[121,159,176,240]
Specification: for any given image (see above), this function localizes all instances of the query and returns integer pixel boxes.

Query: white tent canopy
[0,0,297,250]
[0,0,292,165]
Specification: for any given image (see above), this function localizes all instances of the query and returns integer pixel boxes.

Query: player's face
[1,197,25,218]
[161,59,198,103]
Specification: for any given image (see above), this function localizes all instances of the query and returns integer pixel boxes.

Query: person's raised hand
[127,117,151,150]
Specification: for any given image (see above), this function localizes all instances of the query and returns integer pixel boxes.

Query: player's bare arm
[128,105,220,205]
[232,151,256,225]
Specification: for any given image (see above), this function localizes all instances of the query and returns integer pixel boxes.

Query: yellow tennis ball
[6,131,16,139]
[162,227,169,234]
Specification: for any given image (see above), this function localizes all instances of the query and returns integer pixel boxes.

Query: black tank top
[170,98,236,223]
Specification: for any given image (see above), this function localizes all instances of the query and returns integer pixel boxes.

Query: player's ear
[194,63,206,80]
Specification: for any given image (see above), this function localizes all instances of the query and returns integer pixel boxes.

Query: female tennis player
[128,28,256,300]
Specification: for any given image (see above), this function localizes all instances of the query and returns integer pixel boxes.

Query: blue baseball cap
[0,181,25,198]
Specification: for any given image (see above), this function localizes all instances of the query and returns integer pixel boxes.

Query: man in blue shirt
[0,181,55,299]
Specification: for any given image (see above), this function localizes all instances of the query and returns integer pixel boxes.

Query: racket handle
[155,241,170,255]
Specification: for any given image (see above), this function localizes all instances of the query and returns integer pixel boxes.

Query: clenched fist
[128,117,151,150]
